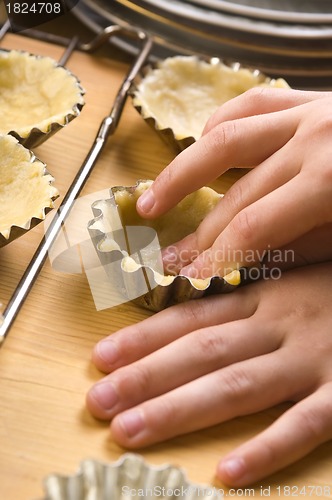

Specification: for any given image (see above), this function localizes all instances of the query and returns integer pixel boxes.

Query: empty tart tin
[130,55,289,153]
[0,49,85,149]
[0,134,59,247]
[88,180,240,312]
[43,453,223,500]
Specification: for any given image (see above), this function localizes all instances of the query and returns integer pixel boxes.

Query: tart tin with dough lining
[0,134,59,247]
[0,49,85,149]
[88,180,240,312]
[43,453,222,500]
[130,55,289,153]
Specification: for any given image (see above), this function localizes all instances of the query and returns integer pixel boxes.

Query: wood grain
[0,32,331,500]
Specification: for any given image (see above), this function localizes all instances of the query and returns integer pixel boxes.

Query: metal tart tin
[130,55,289,153]
[0,49,85,149]
[0,134,59,247]
[88,180,240,312]
[43,453,223,500]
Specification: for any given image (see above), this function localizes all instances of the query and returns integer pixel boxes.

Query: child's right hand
[136,88,332,278]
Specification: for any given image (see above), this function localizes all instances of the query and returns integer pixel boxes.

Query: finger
[162,139,301,274]
[262,223,332,271]
[136,108,299,219]
[182,171,323,278]
[91,290,258,373]
[87,312,280,420]
[202,88,329,136]
[109,348,313,448]
[161,198,225,274]
[217,383,332,486]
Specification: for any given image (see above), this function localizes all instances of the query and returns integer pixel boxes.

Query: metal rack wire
[0,19,153,345]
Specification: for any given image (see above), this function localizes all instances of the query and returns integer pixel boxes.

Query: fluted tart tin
[88,180,240,312]
[0,49,85,149]
[0,134,59,247]
[43,453,223,500]
[131,55,289,153]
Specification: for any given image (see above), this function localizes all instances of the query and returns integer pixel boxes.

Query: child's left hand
[87,262,332,486]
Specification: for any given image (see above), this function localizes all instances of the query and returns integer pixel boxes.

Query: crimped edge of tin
[130,55,289,154]
[0,49,85,149]
[43,453,223,500]
[0,135,59,247]
[88,180,241,312]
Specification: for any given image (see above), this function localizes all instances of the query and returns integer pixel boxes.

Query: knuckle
[140,397,180,437]
[182,231,201,261]
[116,363,152,399]
[156,164,174,191]
[219,366,252,400]
[224,181,245,213]
[117,324,148,355]
[242,86,270,104]
[132,323,150,347]
[153,160,180,202]
[256,437,278,464]
[152,397,179,429]
[295,404,331,442]
[195,326,225,358]
[230,208,258,243]
[181,298,209,327]
[210,120,238,156]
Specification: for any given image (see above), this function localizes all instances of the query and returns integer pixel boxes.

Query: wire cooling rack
[0,18,153,345]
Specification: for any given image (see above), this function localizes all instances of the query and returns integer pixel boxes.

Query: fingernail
[119,410,145,438]
[90,382,118,410]
[162,247,179,272]
[218,457,246,480]
[162,246,177,262]
[137,190,155,214]
[95,340,119,366]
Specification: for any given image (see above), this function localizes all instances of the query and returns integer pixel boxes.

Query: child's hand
[86,262,332,486]
[136,89,332,278]
[262,223,332,272]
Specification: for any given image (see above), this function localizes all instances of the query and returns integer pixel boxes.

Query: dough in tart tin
[0,134,59,247]
[131,55,289,153]
[88,180,241,312]
[0,49,85,149]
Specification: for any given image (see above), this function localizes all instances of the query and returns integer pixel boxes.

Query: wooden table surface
[0,31,332,500]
